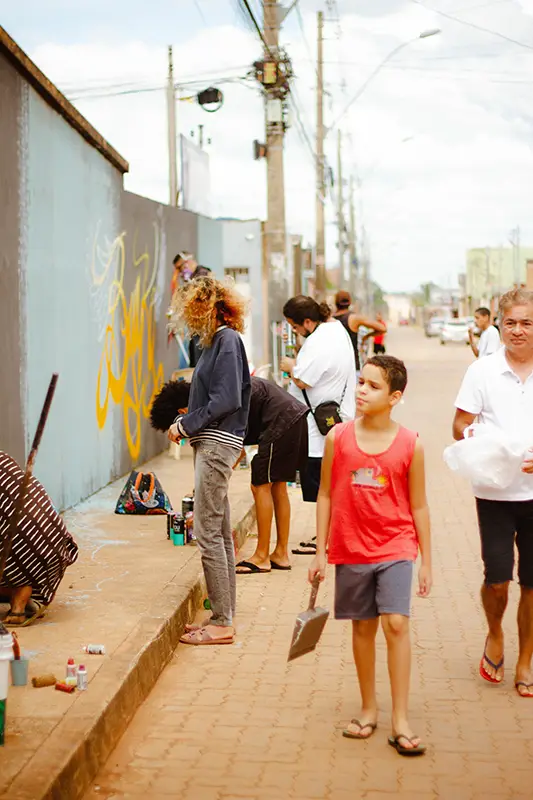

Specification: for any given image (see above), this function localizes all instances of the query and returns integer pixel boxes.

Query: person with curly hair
[167,277,251,645]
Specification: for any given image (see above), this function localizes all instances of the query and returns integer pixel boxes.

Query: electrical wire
[237,0,275,58]
[410,0,533,52]
[192,0,208,26]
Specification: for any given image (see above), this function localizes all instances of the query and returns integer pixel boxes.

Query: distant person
[333,291,387,377]
[468,307,501,359]
[309,356,432,755]
[171,251,197,297]
[280,295,356,506]
[453,289,533,696]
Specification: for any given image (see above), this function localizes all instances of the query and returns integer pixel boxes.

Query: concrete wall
[220,219,265,367]
[197,214,223,278]
[21,86,124,510]
[0,52,26,465]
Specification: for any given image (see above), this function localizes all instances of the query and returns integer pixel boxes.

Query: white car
[440,319,470,345]
[425,317,446,338]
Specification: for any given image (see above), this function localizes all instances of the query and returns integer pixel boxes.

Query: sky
[3,0,533,292]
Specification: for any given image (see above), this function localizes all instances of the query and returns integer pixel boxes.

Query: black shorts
[251,415,308,486]
[300,457,322,503]
[476,498,533,587]
[373,343,386,355]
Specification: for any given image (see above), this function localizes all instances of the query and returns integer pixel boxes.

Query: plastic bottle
[82,644,106,655]
[66,658,76,679]
[77,664,88,691]
[0,624,14,746]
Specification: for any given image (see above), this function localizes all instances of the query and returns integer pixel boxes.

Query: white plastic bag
[443,425,527,490]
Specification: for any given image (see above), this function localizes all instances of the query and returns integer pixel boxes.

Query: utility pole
[263,0,287,313]
[167,46,177,207]
[336,129,345,289]
[348,175,357,301]
[315,10,326,300]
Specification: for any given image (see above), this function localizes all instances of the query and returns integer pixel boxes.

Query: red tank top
[328,421,418,565]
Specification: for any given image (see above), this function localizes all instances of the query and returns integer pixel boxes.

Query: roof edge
[0,26,129,175]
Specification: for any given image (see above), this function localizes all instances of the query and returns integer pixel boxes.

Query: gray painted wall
[0,52,25,465]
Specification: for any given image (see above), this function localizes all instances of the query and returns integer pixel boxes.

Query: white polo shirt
[478,325,501,358]
[289,320,356,458]
[455,347,533,501]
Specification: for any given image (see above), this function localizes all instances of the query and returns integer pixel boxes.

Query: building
[465,245,533,313]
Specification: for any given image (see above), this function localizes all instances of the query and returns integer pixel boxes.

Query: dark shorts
[335,561,414,620]
[476,498,533,587]
[300,457,322,503]
[251,415,308,486]
[373,343,386,355]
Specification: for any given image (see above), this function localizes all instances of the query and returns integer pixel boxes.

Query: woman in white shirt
[281,295,356,504]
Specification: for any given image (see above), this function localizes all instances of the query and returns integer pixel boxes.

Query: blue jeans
[193,441,237,626]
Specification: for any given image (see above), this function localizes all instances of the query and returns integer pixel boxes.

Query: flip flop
[179,627,235,646]
[291,548,316,555]
[342,719,377,740]
[388,734,426,757]
[3,611,27,627]
[515,681,533,698]
[236,560,271,575]
[479,638,504,683]
[270,561,292,571]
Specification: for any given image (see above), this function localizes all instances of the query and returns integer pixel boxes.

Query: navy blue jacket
[175,327,251,451]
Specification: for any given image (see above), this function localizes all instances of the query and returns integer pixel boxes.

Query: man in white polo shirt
[468,306,501,358]
[453,289,533,697]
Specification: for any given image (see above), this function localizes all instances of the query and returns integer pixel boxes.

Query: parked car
[399,317,409,326]
[440,318,471,346]
[425,317,446,338]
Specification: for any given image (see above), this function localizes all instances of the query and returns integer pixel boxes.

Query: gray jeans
[193,441,237,627]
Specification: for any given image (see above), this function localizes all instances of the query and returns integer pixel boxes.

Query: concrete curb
[4,504,256,800]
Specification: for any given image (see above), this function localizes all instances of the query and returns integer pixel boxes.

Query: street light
[328,29,441,132]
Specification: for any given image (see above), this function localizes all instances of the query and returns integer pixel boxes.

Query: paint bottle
[77,665,88,691]
[66,658,76,679]
[0,624,14,746]
[82,644,106,655]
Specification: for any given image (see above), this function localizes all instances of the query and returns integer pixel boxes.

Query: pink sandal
[179,627,235,646]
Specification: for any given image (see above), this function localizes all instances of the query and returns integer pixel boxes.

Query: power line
[238,0,275,57]
[192,0,208,26]
[410,0,533,52]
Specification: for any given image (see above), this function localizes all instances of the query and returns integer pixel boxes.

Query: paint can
[171,514,186,546]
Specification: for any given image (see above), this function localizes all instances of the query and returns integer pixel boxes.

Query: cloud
[15,0,533,292]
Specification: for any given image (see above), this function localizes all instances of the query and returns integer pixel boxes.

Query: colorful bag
[115,471,172,515]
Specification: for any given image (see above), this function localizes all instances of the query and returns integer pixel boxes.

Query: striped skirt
[0,452,78,606]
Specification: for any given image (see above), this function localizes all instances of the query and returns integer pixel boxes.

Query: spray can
[66,658,76,679]
[82,644,106,655]
[77,664,88,691]
[181,496,194,518]
[0,624,14,746]
[171,514,185,546]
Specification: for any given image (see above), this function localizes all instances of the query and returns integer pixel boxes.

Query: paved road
[85,328,533,800]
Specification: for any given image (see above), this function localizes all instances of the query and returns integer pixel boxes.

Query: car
[439,319,471,346]
[425,317,446,338]
[399,317,409,326]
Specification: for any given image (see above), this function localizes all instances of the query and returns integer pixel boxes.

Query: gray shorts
[334,560,414,620]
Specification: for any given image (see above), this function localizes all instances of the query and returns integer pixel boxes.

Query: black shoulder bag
[302,382,348,436]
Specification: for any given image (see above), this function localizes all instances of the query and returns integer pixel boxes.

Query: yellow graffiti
[93,224,165,461]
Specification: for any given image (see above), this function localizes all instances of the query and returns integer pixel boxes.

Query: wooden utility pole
[348,175,358,300]
[263,0,287,310]
[315,11,326,299]
[167,46,178,207]
[336,129,345,289]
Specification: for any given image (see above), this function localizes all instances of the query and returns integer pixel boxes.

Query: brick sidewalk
[84,329,533,800]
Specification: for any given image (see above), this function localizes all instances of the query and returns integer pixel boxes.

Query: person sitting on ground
[151,376,309,575]
[468,306,501,359]
[333,291,387,377]
[309,356,432,755]
[166,277,251,646]
[0,452,79,627]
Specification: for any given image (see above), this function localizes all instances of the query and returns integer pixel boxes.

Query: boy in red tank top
[309,355,432,756]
